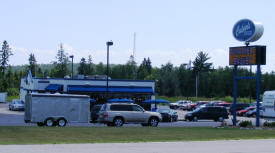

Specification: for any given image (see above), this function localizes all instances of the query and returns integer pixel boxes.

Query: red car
[188,103,198,110]
[216,102,232,111]
[216,102,232,107]
[237,106,255,116]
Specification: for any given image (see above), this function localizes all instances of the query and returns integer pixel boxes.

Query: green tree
[159,62,179,97]
[52,44,69,78]
[137,58,152,80]
[125,55,137,79]
[192,51,212,97]
[28,53,37,76]
[87,55,94,75]
[6,66,14,88]
[145,57,152,74]
[95,62,105,75]
[78,57,88,75]
[177,64,194,98]
[0,40,13,74]
[36,67,43,77]
[43,69,50,78]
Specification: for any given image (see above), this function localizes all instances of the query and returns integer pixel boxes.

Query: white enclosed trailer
[24,93,90,126]
[262,90,275,118]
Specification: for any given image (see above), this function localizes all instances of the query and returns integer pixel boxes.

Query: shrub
[263,121,275,128]
[222,96,233,102]
[239,120,252,127]
[7,88,20,96]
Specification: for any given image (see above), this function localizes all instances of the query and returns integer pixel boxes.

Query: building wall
[20,72,155,102]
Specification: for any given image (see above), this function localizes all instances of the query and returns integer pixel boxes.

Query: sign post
[230,19,265,127]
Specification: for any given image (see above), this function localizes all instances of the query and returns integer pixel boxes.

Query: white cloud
[10,46,31,65]
[207,48,228,69]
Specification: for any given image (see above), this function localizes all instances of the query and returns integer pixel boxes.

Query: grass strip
[0,126,275,145]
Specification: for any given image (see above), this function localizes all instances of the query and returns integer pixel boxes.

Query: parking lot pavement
[0,103,268,127]
[1,139,275,153]
[0,103,24,115]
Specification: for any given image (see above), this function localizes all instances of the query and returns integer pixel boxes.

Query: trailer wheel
[44,118,55,127]
[57,118,67,127]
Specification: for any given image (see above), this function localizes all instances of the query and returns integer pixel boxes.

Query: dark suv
[185,106,229,122]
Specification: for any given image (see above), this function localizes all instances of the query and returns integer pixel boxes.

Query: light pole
[69,55,74,78]
[106,41,113,98]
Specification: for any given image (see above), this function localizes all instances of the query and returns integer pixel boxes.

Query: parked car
[250,101,262,107]
[237,106,255,116]
[216,102,232,112]
[90,104,103,123]
[229,103,250,114]
[98,103,162,127]
[194,101,209,109]
[9,99,24,111]
[187,102,198,111]
[209,101,225,106]
[244,107,263,117]
[185,106,229,122]
[157,109,178,122]
[170,100,191,110]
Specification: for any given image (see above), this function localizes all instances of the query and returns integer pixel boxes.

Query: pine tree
[145,57,152,74]
[6,66,14,88]
[36,67,43,77]
[52,44,69,78]
[125,55,137,79]
[78,57,88,75]
[192,51,213,97]
[0,40,13,74]
[28,53,37,76]
[87,55,94,75]
[137,58,150,80]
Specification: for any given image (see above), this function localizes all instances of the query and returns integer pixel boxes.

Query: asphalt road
[0,103,268,127]
[1,139,275,153]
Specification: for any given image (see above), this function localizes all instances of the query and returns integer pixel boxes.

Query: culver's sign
[233,19,264,42]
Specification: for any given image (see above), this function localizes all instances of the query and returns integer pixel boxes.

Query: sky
[0,0,275,72]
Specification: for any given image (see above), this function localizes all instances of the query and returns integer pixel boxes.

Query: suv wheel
[218,117,224,122]
[113,117,124,127]
[193,116,198,122]
[148,117,159,127]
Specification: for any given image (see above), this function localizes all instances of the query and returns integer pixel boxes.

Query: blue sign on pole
[233,19,256,42]
[231,19,264,127]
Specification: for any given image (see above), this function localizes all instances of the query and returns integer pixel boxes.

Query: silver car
[98,103,162,127]
[9,99,25,111]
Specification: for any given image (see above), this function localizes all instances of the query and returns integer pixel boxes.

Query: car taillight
[103,113,108,118]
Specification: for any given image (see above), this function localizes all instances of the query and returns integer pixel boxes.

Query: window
[200,107,207,112]
[100,104,107,111]
[110,105,132,111]
[132,105,144,112]
[207,107,214,112]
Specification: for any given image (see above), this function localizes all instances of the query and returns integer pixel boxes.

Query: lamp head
[106,41,113,46]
